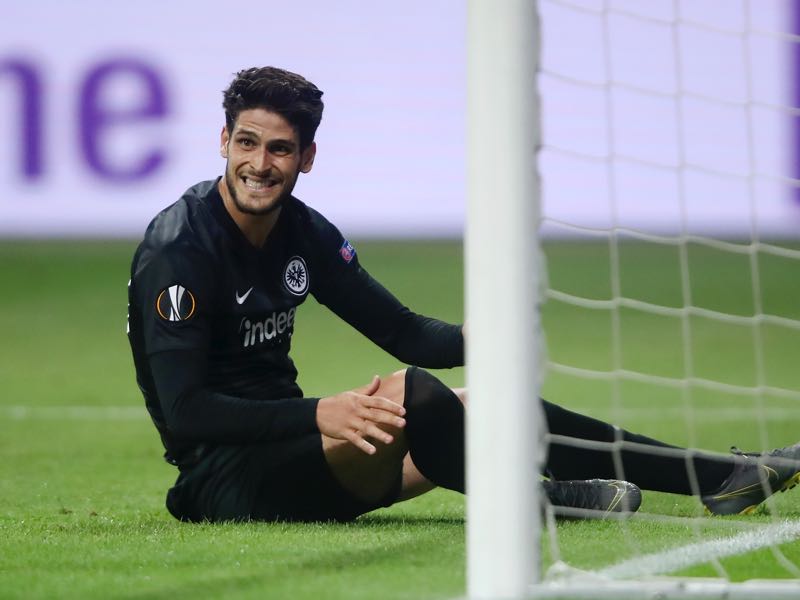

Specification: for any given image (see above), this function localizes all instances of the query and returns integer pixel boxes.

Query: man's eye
[270,144,292,156]
[238,138,255,147]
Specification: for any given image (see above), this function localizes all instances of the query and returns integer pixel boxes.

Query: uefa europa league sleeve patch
[339,239,356,264]
[156,284,197,322]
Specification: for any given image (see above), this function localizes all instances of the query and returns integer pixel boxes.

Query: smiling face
[219,108,316,217]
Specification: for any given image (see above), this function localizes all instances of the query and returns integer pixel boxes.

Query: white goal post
[466,1,540,598]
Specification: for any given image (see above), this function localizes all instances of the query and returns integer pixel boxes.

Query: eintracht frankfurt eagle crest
[283,256,309,296]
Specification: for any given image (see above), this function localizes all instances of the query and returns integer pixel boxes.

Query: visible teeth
[243,176,279,191]
[244,177,266,191]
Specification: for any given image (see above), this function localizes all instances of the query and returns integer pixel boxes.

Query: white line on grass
[1,405,146,420]
[3,405,798,422]
[598,520,800,580]
[567,407,800,422]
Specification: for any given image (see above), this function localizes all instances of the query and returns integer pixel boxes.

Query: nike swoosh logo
[235,287,254,304]
[605,482,626,513]
[712,465,779,500]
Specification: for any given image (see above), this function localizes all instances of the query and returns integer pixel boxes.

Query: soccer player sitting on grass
[127,66,800,523]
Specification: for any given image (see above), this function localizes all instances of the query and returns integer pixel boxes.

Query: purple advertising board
[1,1,798,238]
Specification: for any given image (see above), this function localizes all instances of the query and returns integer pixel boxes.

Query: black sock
[542,400,733,495]
[404,367,465,493]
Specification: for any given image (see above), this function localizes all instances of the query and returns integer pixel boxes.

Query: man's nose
[251,149,273,173]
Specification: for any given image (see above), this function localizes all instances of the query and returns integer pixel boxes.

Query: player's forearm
[383,312,464,368]
[317,265,464,367]
[167,387,320,443]
[149,349,319,443]
[331,302,464,367]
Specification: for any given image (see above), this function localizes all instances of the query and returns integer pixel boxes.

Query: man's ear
[220,126,229,158]
[300,142,317,173]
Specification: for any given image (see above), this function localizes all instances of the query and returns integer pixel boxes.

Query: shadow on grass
[119,519,464,600]
[353,514,464,527]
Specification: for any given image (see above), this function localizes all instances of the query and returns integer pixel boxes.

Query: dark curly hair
[222,66,324,150]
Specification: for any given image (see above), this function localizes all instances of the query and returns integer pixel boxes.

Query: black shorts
[164,433,401,523]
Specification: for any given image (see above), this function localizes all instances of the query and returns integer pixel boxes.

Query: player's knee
[367,369,408,412]
[403,366,465,493]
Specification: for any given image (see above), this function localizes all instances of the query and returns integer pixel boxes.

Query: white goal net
[467,0,800,598]
[538,0,800,597]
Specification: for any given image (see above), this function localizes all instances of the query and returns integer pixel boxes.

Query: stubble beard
[224,164,294,216]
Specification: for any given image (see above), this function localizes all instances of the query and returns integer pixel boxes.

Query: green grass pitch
[1,239,800,599]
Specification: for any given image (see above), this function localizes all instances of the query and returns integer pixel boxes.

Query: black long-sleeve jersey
[128,178,464,467]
